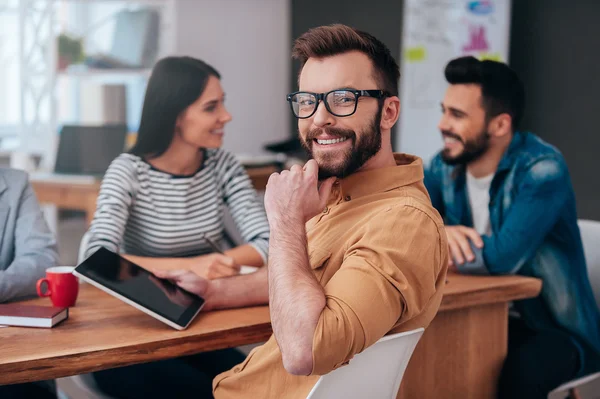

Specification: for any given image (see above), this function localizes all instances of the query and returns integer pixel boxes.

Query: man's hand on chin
[264,160,336,228]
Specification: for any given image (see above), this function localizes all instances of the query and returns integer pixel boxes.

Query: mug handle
[36,278,51,297]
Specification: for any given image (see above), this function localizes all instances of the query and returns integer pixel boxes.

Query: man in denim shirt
[425,56,600,398]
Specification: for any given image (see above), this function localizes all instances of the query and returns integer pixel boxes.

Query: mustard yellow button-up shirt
[214,154,448,399]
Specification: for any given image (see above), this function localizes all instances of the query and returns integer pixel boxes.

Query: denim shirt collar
[497,131,526,172]
[447,132,526,225]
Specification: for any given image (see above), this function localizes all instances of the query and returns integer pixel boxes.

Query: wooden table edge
[0,323,273,385]
[440,278,542,311]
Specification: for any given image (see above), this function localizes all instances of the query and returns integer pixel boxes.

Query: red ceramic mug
[36,266,79,307]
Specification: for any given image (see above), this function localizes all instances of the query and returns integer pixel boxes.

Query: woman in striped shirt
[87,56,269,398]
[84,56,269,278]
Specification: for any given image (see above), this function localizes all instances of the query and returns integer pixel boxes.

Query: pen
[205,236,224,254]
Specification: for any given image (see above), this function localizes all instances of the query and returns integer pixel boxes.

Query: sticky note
[478,52,503,62]
[406,46,426,62]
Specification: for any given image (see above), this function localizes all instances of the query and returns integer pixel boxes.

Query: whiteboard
[396,0,512,162]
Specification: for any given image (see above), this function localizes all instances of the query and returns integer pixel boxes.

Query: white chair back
[306,328,424,399]
[578,219,600,309]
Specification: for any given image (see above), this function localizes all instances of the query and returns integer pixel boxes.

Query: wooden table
[0,273,541,399]
[30,166,277,226]
[0,285,272,385]
[398,272,541,399]
[30,176,102,226]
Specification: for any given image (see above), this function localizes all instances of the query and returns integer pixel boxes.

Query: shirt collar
[336,153,424,201]
[450,131,526,180]
[497,131,526,172]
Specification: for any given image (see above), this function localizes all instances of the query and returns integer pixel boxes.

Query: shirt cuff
[249,241,268,265]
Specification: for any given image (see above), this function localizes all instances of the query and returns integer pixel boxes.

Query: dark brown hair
[445,56,525,129]
[130,56,220,158]
[292,24,400,96]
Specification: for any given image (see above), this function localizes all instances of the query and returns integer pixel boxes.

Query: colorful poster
[397,0,512,161]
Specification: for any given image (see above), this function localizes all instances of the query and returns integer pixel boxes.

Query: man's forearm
[268,218,325,375]
[208,266,269,310]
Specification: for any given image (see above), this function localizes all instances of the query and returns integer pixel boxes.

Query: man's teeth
[316,137,348,145]
[211,129,224,134]
[444,137,459,144]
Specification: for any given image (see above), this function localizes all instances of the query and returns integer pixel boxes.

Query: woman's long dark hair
[130,56,221,158]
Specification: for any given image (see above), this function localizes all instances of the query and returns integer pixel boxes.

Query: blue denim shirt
[424,132,600,375]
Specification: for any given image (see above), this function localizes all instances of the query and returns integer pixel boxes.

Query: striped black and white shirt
[84,149,270,260]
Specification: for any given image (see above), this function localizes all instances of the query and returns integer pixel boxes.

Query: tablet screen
[75,247,205,328]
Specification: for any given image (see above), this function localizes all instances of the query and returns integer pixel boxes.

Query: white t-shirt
[467,170,520,316]
[466,171,494,236]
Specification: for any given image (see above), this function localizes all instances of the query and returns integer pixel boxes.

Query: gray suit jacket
[0,168,58,302]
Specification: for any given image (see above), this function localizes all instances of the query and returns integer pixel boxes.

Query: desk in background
[397,272,541,399]
[30,165,278,227]
[0,273,541,398]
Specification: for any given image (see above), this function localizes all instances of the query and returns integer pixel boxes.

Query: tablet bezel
[74,248,205,330]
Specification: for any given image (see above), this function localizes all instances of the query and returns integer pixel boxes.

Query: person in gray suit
[0,167,58,398]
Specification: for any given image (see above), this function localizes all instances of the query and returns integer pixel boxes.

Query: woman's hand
[189,253,240,280]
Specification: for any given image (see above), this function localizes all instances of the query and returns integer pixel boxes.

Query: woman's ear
[174,111,185,133]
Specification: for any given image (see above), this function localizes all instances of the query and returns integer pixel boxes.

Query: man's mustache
[441,130,464,144]
[306,127,355,141]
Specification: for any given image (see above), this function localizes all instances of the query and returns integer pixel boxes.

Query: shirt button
[345,195,351,201]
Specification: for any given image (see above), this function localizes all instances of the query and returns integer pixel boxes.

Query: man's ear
[380,96,401,131]
[488,113,512,138]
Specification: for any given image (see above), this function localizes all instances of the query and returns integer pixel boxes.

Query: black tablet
[74,247,205,330]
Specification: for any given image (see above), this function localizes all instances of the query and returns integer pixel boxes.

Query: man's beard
[300,110,382,180]
[440,129,490,166]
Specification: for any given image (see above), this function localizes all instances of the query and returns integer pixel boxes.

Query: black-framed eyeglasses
[286,89,388,119]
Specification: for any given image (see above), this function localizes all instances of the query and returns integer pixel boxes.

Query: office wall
[175,0,291,156]
[510,0,600,221]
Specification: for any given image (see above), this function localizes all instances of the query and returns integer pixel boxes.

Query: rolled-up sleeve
[310,204,445,375]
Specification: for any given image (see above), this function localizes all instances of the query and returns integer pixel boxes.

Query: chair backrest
[579,219,600,309]
[306,328,424,399]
